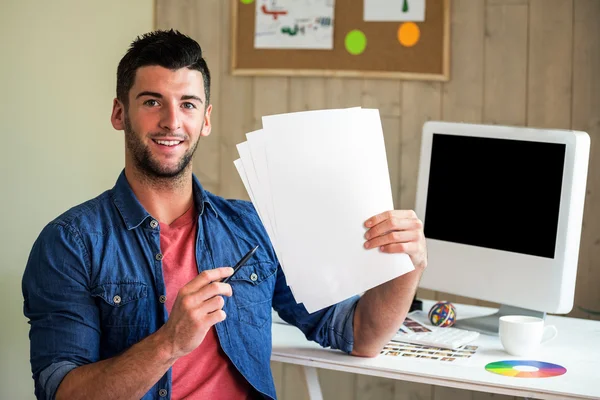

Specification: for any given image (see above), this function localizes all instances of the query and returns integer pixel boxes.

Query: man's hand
[351,210,427,357]
[158,267,234,360]
[363,210,427,270]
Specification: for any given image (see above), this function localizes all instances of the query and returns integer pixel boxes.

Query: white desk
[271,301,600,400]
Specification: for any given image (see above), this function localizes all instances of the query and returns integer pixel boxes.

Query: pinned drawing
[364,0,426,22]
[254,0,336,49]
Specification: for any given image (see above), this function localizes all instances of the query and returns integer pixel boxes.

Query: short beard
[123,114,199,184]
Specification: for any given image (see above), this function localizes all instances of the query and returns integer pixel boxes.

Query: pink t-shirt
[160,205,255,399]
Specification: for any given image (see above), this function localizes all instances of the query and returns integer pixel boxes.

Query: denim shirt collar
[111,170,218,230]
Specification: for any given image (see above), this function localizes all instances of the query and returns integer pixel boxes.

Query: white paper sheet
[234,157,298,298]
[245,130,279,247]
[260,108,415,312]
[364,0,425,22]
[254,0,335,49]
[236,140,301,293]
[236,139,275,246]
[233,108,415,312]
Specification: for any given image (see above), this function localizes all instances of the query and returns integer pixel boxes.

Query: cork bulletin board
[231,0,450,81]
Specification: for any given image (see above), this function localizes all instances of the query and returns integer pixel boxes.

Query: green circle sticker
[345,30,366,55]
[240,0,254,4]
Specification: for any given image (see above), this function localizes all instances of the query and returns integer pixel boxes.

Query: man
[22,30,427,400]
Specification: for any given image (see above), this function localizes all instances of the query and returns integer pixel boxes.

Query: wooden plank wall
[156,0,600,398]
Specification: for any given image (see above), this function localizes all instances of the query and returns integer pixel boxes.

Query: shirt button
[150,220,158,229]
[155,253,164,261]
[113,295,121,305]
[159,295,167,304]
[159,389,167,397]
[250,273,258,282]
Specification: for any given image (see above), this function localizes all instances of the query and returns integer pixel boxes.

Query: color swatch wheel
[485,360,567,378]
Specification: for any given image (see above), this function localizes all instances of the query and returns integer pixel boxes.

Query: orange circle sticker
[398,22,420,47]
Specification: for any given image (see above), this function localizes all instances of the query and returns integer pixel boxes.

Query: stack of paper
[234,108,414,313]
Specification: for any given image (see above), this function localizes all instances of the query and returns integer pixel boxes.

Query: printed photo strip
[381,340,479,362]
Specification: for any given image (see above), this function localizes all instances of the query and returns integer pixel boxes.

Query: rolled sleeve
[22,222,100,399]
[38,361,79,400]
[325,296,359,353]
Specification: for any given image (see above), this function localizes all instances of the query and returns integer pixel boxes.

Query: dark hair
[116,29,211,109]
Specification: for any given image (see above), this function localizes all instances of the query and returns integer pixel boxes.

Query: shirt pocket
[91,282,152,356]
[229,262,277,328]
[91,282,150,327]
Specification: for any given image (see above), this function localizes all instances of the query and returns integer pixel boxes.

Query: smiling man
[121,68,209,182]
[22,30,427,400]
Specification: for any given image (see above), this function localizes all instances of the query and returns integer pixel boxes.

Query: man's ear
[111,98,125,130]
[201,104,213,137]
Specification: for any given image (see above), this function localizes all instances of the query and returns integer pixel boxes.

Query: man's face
[112,65,212,179]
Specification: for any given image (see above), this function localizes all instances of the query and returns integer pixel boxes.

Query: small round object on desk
[428,301,457,327]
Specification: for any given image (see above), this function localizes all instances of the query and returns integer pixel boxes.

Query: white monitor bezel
[415,121,590,314]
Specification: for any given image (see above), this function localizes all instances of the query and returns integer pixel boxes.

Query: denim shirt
[22,171,359,400]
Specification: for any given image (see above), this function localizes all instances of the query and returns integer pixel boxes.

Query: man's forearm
[351,268,423,357]
[56,329,176,400]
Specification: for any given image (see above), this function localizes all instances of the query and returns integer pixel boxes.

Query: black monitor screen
[424,133,566,259]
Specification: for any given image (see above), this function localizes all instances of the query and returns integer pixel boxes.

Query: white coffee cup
[499,315,558,357]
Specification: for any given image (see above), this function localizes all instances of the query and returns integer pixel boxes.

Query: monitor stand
[453,304,546,336]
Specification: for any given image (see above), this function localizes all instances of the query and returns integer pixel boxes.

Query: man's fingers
[177,281,232,312]
[206,309,227,325]
[184,267,234,293]
[365,219,395,239]
[193,306,227,327]
[198,295,226,314]
[364,210,418,228]
[196,282,233,302]
[365,230,419,249]
[379,242,417,254]
[193,281,233,304]
[365,217,422,240]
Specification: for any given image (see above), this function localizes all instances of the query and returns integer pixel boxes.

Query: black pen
[221,245,259,283]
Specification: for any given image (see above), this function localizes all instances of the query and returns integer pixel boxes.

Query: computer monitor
[414,121,590,335]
